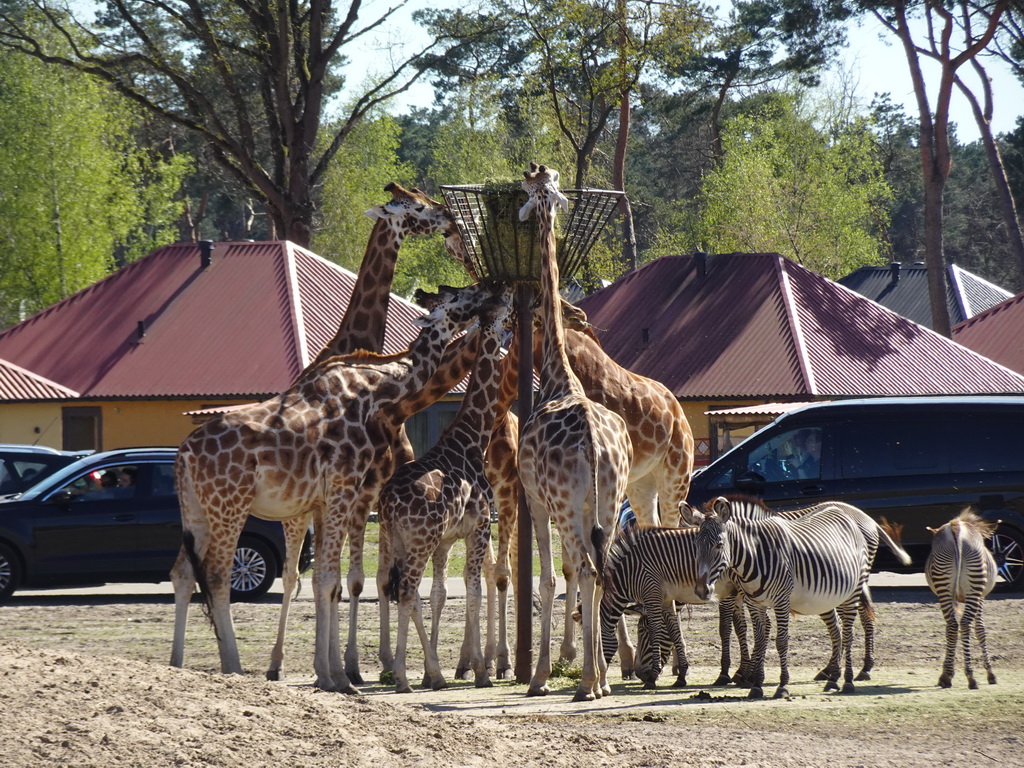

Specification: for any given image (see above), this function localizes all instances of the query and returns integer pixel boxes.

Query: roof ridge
[775,256,818,395]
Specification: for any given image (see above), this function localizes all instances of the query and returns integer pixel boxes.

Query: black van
[688,395,1024,591]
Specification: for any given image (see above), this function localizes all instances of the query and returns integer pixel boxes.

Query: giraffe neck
[536,201,581,399]
[443,321,505,450]
[312,217,402,365]
[494,328,520,418]
[377,331,480,427]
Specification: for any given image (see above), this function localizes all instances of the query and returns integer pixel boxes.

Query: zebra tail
[951,518,966,603]
[878,517,913,566]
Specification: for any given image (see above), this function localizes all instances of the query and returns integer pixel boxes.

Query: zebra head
[693,497,732,600]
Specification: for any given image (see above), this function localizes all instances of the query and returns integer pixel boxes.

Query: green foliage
[313,110,418,274]
[0,49,184,327]
[696,95,893,279]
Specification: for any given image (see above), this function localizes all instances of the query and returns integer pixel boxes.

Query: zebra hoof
[672,676,688,688]
[455,665,471,680]
[968,678,979,690]
[938,675,953,688]
[823,680,839,692]
[841,682,855,694]
[712,674,731,687]
[988,674,998,685]
[748,687,764,699]
[855,671,872,681]
[642,680,657,690]
[773,686,789,699]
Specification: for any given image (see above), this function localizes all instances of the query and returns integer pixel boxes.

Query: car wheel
[990,524,1024,593]
[0,542,22,602]
[230,536,278,602]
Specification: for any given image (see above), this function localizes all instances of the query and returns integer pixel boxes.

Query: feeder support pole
[515,282,535,683]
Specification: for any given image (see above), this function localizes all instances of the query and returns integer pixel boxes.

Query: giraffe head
[519,163,569,221]
[413,281,510,339]
[366,182,477,280]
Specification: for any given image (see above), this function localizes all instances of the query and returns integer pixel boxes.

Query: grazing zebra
[687,496,911,699]
[925,508,999,689]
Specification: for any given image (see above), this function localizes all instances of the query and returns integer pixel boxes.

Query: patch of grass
[550,657,582,680]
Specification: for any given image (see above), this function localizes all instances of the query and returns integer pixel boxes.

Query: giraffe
[266,181,478,683]
[170,281,505,693]
[516,163,633,701]
[377,285,513,692]
[540,305,695,675]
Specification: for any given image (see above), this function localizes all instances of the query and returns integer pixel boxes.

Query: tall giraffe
[517,163,633,701]
[541,307,695,675]
[170,281,505,693]
[266,182,477,683]
[377,285,513,693]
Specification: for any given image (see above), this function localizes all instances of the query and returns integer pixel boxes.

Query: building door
[63,406,102,451]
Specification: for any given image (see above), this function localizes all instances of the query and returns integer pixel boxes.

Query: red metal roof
[953,291,1024,376]
[0,241,424,399]
[577,253,1024,399]
[0,358,79,400]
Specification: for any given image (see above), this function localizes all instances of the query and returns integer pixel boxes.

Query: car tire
[0,542,22,602]
[230,536,278,602]
[990,524,1024,593]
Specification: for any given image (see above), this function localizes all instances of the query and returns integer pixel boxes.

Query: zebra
[925,508,999,689]
[687,496,911,699]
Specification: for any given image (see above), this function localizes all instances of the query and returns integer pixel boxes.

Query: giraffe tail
[378,508,402,603]
[181,530,217,631]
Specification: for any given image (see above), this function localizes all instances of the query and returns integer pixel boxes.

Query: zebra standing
[687,496,911,699]
[925,508,999,689]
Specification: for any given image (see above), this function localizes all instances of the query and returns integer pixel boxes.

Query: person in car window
[795,429,822,479]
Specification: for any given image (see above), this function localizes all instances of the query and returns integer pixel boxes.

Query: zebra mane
[708,494,771,517]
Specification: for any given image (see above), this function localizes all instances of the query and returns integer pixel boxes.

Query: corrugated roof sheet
[577,253,1024,399]
[837,262,1011,328]
[953,291,1024,375]
[0,358,79,400]
[0,241,425,399]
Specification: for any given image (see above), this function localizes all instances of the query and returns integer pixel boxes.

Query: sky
[346,1,1023,144]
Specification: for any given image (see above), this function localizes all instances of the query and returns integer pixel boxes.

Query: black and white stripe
[925,508,998,689]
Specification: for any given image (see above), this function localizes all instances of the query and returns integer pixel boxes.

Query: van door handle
[800,486,823,495]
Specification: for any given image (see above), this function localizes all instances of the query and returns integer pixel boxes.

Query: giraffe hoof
[265,670,281,682]
[395,684,413,694]
[573,689,596,702]
[347,670,365,686]
[455,666,471,680]
[526,685,549,697]
[475,678,494,689]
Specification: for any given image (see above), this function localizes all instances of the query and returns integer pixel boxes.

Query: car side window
[151,462,176,497]
[745,427,822,482]
[63,465,139,501]
[840,421,949,479]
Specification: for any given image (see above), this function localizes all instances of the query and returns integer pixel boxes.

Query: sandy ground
[2,584,1022,767]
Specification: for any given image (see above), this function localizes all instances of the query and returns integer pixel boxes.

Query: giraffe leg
[392,593,416,694]
[311,521,356,694]
[493,491,515,679]
[464,517,493,688]
[429,545,453,685]
[344,521,368,686]
[559,544,578,664]
[482,540,498,677]
[615,615,637,680]
[376,513,395,678]
[169,547,194,669]
[574,562,601,701]
[528,516,555,697]
[266,516,309,681]
[414,589,447,691]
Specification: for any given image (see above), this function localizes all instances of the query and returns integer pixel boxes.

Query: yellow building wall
[0,399,256,451]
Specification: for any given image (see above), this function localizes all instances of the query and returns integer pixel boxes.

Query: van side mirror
[48,488,75,506]
[735,470,766,494]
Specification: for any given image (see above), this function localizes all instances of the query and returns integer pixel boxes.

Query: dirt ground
[2,584,1022,768]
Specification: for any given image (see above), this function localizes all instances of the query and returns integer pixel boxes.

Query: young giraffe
[267,182,477,683]
[377,285,513,693]
[170,282,505,693]
[517,163,633,701]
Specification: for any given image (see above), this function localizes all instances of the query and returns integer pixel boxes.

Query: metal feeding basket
[440,183,624,282]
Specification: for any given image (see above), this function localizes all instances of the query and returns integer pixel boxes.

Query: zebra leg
[638,599,665,689]
[960,595,983,689]
[973,600,997,685]
[667,605,689,687]
[856,587,877,681]
[715,595,736,686]
[747,605,770,699]
[815,609,842,688]
[838,600,858,694]
[937,597,959,688]
[772,604,791,700]
[732,595,755,687]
